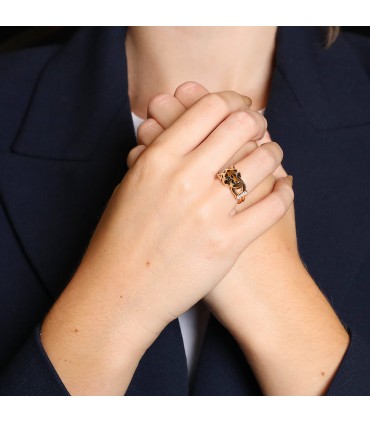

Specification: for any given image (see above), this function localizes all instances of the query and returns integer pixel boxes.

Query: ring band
[217,165,248,204]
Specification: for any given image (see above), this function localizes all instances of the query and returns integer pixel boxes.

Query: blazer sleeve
[0,324,70,395]
[325,327,370,395]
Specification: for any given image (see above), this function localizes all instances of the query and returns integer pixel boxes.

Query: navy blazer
[0,27,370,396]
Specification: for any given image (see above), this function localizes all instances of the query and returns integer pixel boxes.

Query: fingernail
[286,175,293,187]
[242,95,252,107]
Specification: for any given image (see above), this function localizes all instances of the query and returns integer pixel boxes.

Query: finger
[175,81,256,174]
[174,85,263,180]
[218,108,267,178]
[174,81,209,108]
[234,174,276,212]
[153,91,253,156]
[147,82,210,131]
[221,139,258,171]
[127,144,146,168]
[186,108,267,174]
[228,176,294,252]
[177,82,260,181]
[209,141,283,211]
[137,118,164,146]
[147,93,186,128]
[141,82,210,147]
[257,130,287,178]
[134,82,217,166]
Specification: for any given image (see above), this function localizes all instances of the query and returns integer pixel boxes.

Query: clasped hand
[126,81,297,316]
[41,81,348,396]
[124,82,349,396]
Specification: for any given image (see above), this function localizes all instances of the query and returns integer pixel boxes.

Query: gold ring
[217,165,248,204]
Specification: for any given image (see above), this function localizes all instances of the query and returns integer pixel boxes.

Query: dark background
[0,27,79,52]
[0,27,369,53]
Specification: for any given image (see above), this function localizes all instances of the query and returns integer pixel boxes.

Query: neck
[125,26,277,119]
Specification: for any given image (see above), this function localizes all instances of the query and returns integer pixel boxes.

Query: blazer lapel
[10,27,129,161]
[0,26,187,395]
[2,27,134,297]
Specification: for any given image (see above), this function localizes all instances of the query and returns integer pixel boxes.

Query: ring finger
[210,141,283,212]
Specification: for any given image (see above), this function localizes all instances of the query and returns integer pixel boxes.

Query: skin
[129,81,350,396]
[40,27,349,395]
[41,89,293,395]
[125,26,277,116]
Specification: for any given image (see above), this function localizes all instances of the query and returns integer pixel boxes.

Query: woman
[0,26,369,396]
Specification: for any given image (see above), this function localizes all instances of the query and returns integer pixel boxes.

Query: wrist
[40,265,164,395]
[204,253,305,320]
[204,255,350,395]
[205,255,339,345]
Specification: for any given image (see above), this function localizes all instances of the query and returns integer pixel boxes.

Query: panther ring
[217,165,248,204]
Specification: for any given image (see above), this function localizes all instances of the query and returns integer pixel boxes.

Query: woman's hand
[128,81,349,396]
[40,88,293,395]
[127,80,298,297]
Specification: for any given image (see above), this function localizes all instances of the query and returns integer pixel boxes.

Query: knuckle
[251,112,267,137]
[176,173,195,195]
[136,145,166,171]
[229,110,266,140]
[269,192,288,218]
[201,92,229,114]
[256,115,268,137]
[191,204,229,254]
[230,110,255,128]
[284,183,295,202]
[262,114,268,130]
[255,145,278,169]
[126,145,144,166]
[270,141,284,161]
[137,129,151,147]
[137,119,154,138]
[194,202,212,223]
[205,226,229,254]
[148,93,172,112]
[136,125,146,143]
